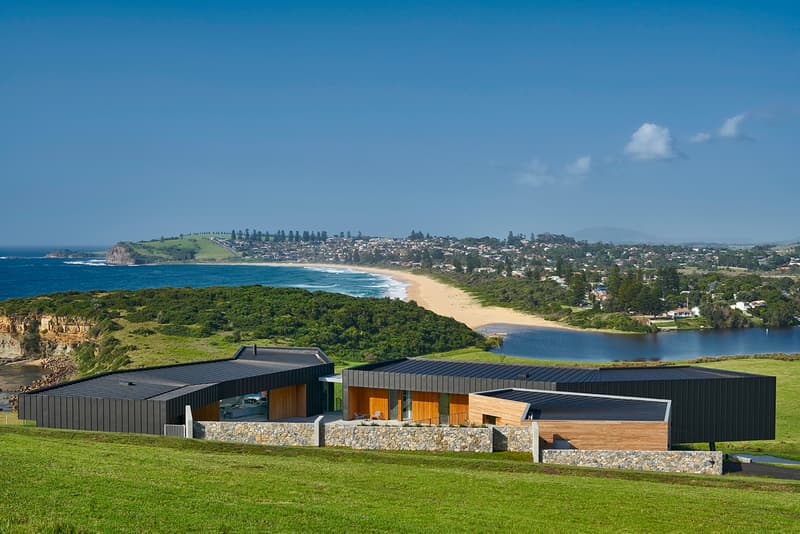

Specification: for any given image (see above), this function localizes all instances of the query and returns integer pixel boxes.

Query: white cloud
[690,132,712,144]
[624,123,676,160]
[718,113,747,138]
[565,155,592,176]
[515,159,554,187]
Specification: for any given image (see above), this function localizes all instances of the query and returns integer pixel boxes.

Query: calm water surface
[479,323,800,362]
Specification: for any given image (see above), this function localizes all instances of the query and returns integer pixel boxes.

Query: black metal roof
[29,346,331,401]
[354,358,759,384]
[478,388,670,422]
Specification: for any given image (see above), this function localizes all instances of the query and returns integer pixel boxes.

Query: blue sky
[2,1,798,245]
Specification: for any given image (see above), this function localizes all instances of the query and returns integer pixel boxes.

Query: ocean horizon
[0,254,408,302]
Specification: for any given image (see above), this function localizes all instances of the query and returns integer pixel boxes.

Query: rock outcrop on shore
[8,357,77,411]
[106,244,138,265]
[0,314,93,359]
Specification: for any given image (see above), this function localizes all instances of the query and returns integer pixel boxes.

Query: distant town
[108,230,800,333]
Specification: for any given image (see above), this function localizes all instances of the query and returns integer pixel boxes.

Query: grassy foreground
[1,427,798,533]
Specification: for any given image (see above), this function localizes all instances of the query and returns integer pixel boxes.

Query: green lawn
[696,358,800,460]
[1,427,798,533]
[125,235,236,262]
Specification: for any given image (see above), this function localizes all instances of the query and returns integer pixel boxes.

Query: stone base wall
[196,421,317,447]
[493,426,533,452]
[325,424,492,452]
[542,450,724,475]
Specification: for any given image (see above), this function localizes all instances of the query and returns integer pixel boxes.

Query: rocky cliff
[0,314,94,360]
[106,244,138,265]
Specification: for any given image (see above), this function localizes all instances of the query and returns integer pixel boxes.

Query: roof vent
[119,380,136,386]
[517,372,530,380]
[253,344,258,355]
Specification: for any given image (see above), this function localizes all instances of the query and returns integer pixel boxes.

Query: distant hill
[106,235,237,265]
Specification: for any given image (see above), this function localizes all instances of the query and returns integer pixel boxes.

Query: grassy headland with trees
[1,286,490,376]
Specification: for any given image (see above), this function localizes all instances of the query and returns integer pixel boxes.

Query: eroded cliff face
[106,244,137,265]
[0,314,94,359]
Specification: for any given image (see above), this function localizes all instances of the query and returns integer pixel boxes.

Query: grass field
[0,426,798,533]
[124,235,236,262]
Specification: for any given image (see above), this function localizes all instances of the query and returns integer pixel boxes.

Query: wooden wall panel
[537,421,669,451]
[450,394,470,425]
[412,391,439,423]
[269,384,307,420]
[193,401,220,421]
[468,394,527,425]
[347,387,389,419]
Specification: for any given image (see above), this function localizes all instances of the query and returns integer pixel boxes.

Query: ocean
[0,248,407,302]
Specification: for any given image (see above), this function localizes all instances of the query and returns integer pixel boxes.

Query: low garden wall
[196,421,318,447]
[542,450,724,475]
[493,425,533,453]
[324,424,492,452]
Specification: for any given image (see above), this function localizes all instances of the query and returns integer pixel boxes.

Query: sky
[1,1,798,246]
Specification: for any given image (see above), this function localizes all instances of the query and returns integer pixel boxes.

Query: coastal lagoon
[480,323,800,362]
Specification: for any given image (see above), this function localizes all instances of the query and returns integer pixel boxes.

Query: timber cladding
[468,393,526,425]
[347,387,389,419]
[537,421,669,451]
[269,384,308,420]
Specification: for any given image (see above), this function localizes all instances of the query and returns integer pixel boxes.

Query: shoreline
[230,261,592,331]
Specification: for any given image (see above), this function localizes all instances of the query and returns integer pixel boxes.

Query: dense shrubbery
[0,286,488,364]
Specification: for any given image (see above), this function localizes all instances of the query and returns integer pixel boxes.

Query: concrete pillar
[185,405,194,439]
[531,421,540,463]
[314,415,324,447]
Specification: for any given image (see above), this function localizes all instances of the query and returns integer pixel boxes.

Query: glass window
[402,390,412,421]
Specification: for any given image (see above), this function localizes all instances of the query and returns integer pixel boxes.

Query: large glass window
[438,393,450,425]
[389,390,398,420]
[402,390,412,421]
[220,391,269,421]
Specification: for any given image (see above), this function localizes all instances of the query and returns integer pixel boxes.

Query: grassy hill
[115,234,236,263]
[1,426,798,533]
[0,286,488,372]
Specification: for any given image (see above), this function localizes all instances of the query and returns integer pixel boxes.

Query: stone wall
[196,421,317,447]
[492,425,533,452]
[542,450,724,475]
[324,424,492,452]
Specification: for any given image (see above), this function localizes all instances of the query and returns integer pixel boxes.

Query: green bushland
[0,426,798,533]
[427,349,800,460]
[0,286,488,374]
[117,234,236,263]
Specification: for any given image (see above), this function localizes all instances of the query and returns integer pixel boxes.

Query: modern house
[19,346,776,452]
[343,358,775,447]
[18,346,334,434]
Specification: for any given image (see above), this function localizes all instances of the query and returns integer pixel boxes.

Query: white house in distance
[667,307,701,319]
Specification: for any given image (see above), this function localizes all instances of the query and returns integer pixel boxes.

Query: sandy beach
[249,262,579,331]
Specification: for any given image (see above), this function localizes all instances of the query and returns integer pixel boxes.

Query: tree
[568,273,589,305]
[504,256,513,277]
[452,258,464,273]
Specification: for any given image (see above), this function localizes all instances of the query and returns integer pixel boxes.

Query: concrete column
[185,405,194,439]
[531,421,540,463]
[314,415,324,447]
